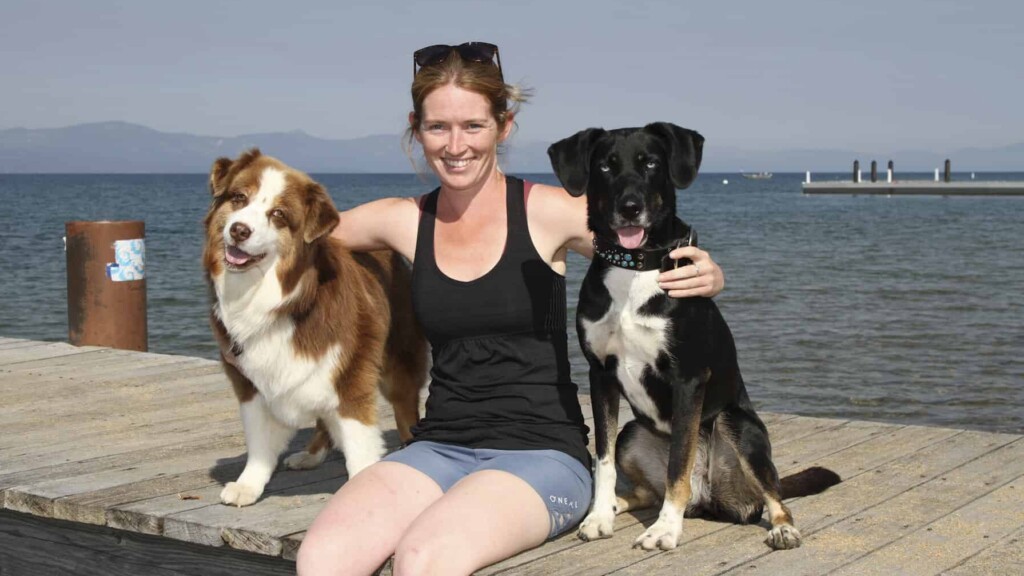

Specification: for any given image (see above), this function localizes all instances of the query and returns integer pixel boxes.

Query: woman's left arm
[658,246,724,298]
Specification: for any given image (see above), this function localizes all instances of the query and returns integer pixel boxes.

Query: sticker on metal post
[107,239,146,281]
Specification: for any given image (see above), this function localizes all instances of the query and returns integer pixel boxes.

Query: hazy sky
[3,0,1022,151]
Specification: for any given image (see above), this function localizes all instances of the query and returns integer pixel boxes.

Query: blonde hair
[404,51,531,164]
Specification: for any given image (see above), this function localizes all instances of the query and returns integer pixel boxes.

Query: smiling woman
[403,42,528,185]
[295,42,726,576]
[413,85,510,193]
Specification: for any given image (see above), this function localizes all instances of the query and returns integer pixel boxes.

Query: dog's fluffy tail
[780,466,842,499]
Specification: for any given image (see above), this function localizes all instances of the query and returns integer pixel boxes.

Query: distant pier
[803,159,1024,196]
[802,180,1024,196]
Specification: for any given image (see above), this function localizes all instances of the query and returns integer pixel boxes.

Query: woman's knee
[297,529,385,576]
[393,535,458,576]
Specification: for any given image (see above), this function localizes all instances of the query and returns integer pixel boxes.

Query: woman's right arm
[330,196,420,260]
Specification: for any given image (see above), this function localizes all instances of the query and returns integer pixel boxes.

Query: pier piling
[65,220,148,351]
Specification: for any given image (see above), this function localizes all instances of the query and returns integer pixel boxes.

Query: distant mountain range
[1,121,1021,173]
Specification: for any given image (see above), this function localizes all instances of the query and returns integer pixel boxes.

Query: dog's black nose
[230,222,251,242]
[619,199,642,220]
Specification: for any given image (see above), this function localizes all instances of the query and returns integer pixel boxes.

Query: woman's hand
[658,246,724,298]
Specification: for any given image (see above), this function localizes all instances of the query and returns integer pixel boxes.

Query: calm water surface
[1,172,1021,433]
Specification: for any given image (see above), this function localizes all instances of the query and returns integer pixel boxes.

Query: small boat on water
[741,171,773,180]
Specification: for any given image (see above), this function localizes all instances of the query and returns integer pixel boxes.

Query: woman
[296,42,724,576]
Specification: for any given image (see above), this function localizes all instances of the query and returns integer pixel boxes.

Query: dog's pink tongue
[225,246,252,266]
[616,227,645,250]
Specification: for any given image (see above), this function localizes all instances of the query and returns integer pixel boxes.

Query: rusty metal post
[65,221,148,351]
[944,159,951,182]
[871,160,878,182]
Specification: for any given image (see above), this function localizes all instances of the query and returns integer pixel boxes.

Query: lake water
[1,172,1021,433]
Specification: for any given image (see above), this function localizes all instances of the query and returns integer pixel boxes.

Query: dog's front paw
[577,510,616,541]
[634,518,682,551]
[284,449,327,470]
[765,524,802,550]
[220,481,263,507]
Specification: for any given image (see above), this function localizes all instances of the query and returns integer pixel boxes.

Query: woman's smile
[442,156,473,170]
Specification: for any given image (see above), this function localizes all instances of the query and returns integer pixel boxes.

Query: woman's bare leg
[296,461,443,576]
[392,470,550,576]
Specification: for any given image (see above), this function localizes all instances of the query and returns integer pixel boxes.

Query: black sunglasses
[413,42,503,81]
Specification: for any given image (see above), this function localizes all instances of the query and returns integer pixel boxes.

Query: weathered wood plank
[0,398,239,469]
[155,418,408,553]
[5,371,396,458]
[275,412,802,563]
[0,340,56,354]
[3,339,1023,574]
[941,525,1024,575]
[107,425,403,538]
[0,354,189,393]
[0,347,206,378]
[0,358,220,409]
[615,431,1021,576]
[758,414,851,445]
[216,483,336,557]
[0,353,186,401]
[0,347,132,371]
[0,346,200,373]
[159,460,354,550]
[0,338,43,350]
[0,509,295,576]
[280,531,305,562]
[2,425,243,510]
[496,424,961,576]
[826,442,1024,575]
[50,428,326,526]
[0,372,231,435]
[0,343,108,367]
[477,418,898,576]
[6,435,250,523]
[0,424,240,494]
[0,417,243,486]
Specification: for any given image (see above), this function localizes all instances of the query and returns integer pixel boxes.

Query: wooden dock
[802,180,1024,196]
[1,337,1022,575]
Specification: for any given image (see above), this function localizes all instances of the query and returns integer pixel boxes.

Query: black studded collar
[592,219,697,272]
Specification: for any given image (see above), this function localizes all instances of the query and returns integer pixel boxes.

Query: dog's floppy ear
[547,128,606,197]
[209,148,263,198]
[643,123,704,189]
[208,157,234,198]
[303,182,340,244]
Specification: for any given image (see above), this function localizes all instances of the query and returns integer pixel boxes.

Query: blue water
[1,172,1021,433]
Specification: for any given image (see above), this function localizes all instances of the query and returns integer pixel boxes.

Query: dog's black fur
[548,123,840,551]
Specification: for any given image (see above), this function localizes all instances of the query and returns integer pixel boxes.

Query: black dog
[548,123,840,551]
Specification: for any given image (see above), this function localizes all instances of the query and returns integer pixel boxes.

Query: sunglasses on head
[413,42,503,80]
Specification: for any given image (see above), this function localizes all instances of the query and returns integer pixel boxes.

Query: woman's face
[414,83,511,192]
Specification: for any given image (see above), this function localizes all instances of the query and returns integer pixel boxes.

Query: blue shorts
[382,440,593,538]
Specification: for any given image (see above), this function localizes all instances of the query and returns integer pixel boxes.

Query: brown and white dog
[203,149,427,507]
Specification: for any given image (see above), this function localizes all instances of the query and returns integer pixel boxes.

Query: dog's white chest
[581,268,671,431]
[235,322,342,427]
[215,271,341,427]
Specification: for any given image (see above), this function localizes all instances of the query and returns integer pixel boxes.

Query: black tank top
[409,175,591,468]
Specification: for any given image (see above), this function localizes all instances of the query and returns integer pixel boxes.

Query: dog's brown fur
[204,149,426,505]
